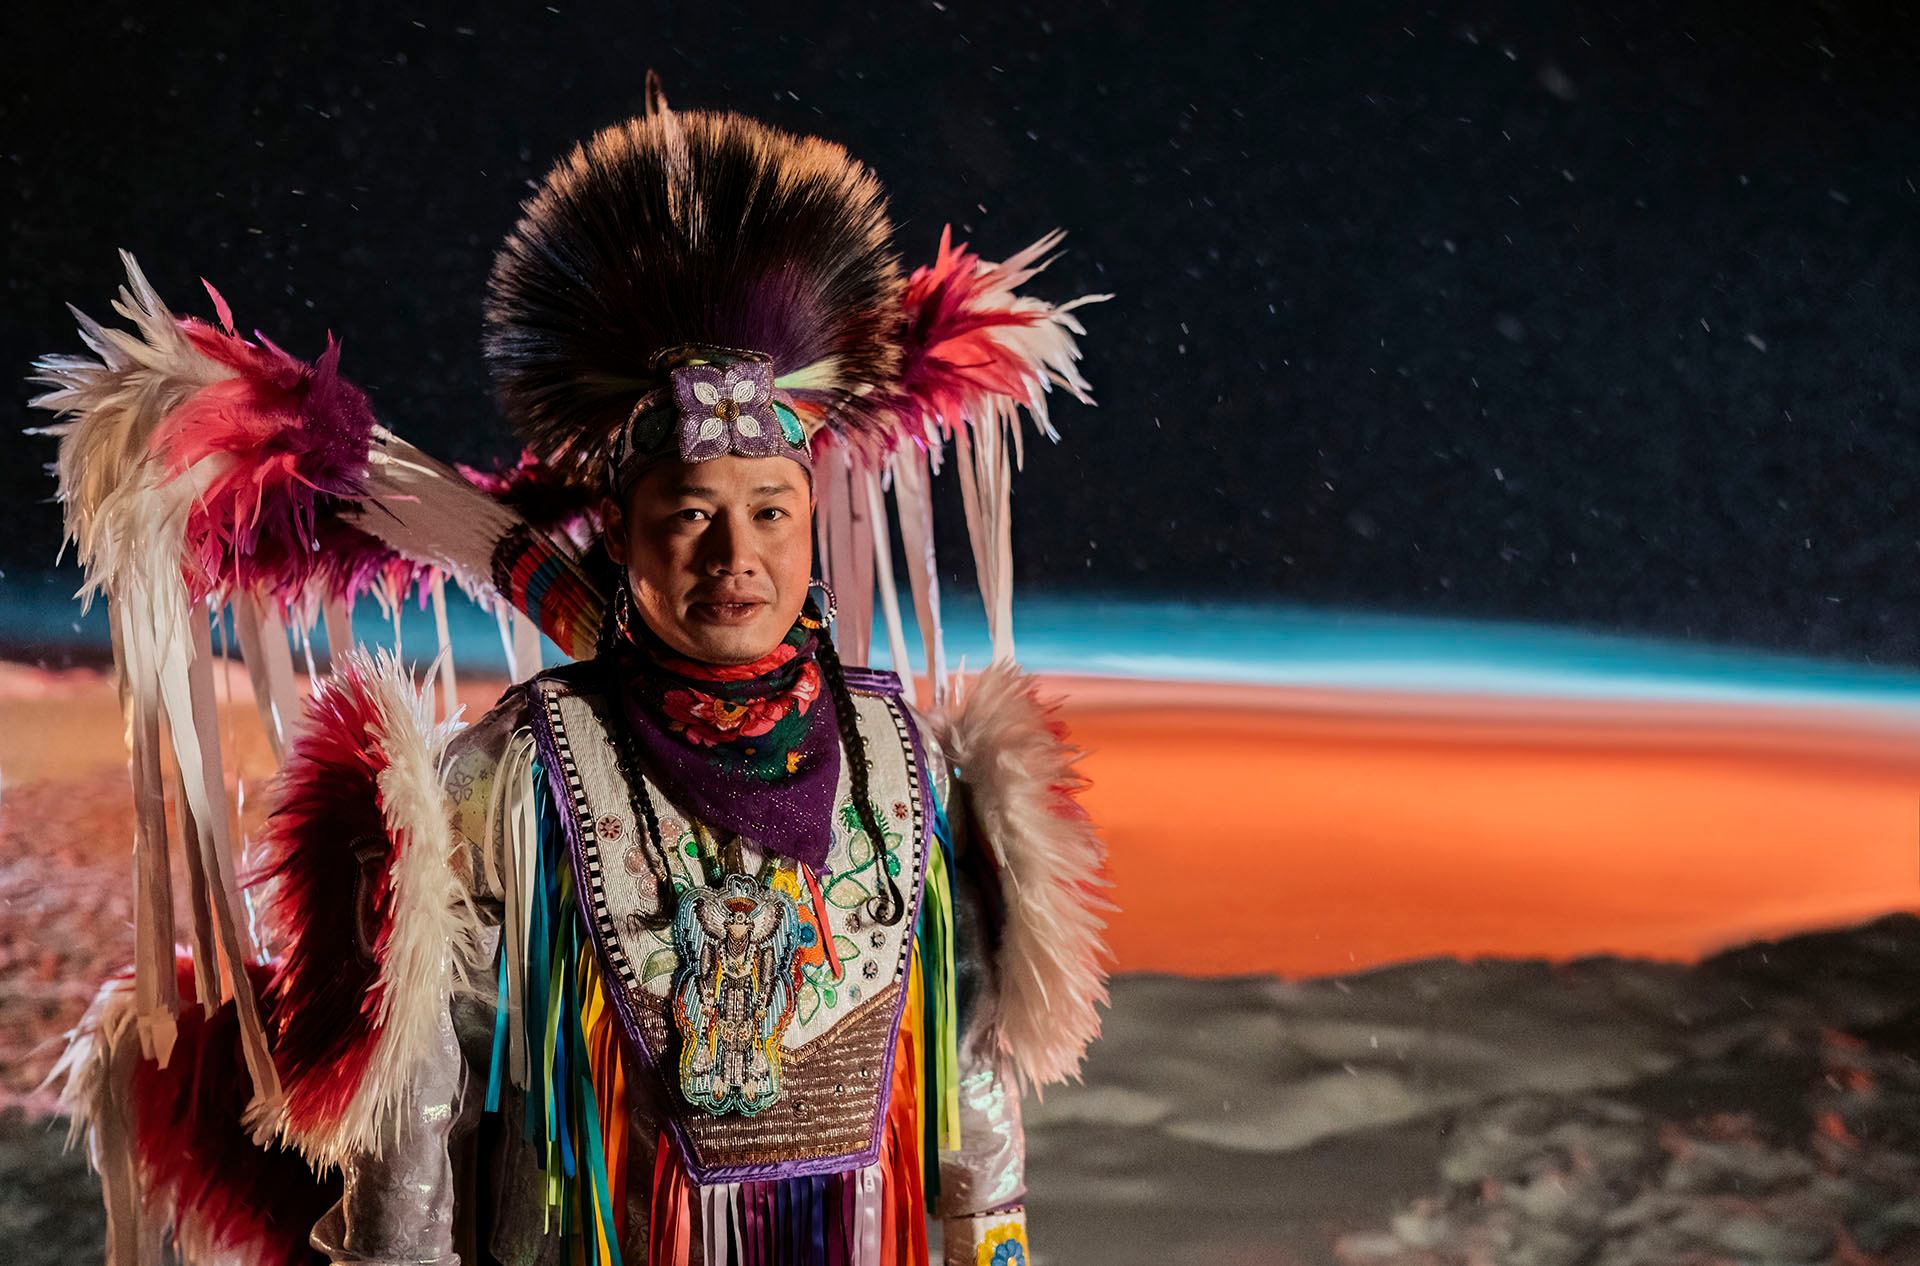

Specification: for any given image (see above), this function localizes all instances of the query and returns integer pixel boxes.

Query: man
[43,83,1110,1266]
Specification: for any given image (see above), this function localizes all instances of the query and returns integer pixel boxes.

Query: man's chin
[673,608,785,665]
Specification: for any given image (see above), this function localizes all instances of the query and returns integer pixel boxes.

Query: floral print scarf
[610,614,842,870]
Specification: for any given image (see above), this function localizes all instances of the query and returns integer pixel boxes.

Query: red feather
[308,517,438,612]
[889,226,1051,443]
[129,956,338,1266]
[456,447,601,547]
[148,289,378,603]
[251,660,397,1139]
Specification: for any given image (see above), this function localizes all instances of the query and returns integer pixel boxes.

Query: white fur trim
[937,661,1114,1094]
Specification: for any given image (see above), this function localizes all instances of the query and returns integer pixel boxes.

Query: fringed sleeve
[932,779,1035,1264]
[315,678,543,1266]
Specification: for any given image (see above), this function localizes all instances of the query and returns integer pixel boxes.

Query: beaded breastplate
[526,667,929,1184]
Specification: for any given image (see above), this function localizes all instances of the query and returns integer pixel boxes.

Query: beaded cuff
[943,1205,1029,1266]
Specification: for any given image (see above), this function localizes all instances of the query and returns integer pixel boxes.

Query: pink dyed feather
[887,225,1104,453]
[308,518,437,611]
[455,447,601,548]
[891,228,1048,438]
[148,284,377,602]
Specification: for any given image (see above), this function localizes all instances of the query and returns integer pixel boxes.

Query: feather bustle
[153,307,379,603]
[935,661,1115,1095]
[51,964,336,1266]
[248,649,483,1167]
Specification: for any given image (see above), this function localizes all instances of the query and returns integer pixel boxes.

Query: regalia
[35,73,1112,1266]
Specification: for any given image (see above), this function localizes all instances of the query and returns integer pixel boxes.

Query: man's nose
[702,512,756,576]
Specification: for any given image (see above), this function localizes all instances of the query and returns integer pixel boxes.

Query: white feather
[46,973,160,1266]
[28,255,283,1105]
[913,234,1112,664]
[47,972,135,1149]
[344,427,551,601]
[937,660,1115,1095]
[954,230,1111,460]
[28,252,230,608]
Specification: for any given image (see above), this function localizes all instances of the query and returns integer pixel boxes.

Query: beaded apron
[528,668,930,1184]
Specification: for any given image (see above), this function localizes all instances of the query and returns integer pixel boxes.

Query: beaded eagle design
[669,873,804,1116]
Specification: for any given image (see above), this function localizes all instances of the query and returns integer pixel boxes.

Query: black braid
[597,657,677,929]
[813,620,905,926]
[596,599,619,659]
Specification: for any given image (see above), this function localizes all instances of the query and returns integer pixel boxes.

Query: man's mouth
[688,599,766,625]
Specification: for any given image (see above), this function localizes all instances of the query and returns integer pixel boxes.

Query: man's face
[604,455,814,665]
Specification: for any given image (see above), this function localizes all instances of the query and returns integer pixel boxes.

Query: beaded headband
[607,345,813,495]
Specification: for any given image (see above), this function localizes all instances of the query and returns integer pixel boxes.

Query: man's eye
[675,508,707,522]
[758,507,787,520]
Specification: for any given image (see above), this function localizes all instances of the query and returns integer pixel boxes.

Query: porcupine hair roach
[483,76,905,485]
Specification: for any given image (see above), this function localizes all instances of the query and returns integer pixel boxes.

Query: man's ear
[599,496,627,566]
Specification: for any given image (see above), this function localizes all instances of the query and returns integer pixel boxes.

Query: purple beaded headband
[607,345,813,493]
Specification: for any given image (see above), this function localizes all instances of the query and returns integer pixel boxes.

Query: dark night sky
[5,2,1920,665]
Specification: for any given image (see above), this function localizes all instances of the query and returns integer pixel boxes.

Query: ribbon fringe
[489,765,964,1266]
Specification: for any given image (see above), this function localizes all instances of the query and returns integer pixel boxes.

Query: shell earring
[614,581,636,642]
[800,578,837,629]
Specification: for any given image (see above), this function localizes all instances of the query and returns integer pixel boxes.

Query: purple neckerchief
[608,638,843,871]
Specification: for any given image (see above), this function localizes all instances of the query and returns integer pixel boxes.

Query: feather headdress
[485,77,904,484]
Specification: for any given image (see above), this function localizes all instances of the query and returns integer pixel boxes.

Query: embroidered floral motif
[659,659,821,749]
[616,615,841,866]
[444,765,477,804]
[597,813,624,842]
[822,799,904,910]
[772,868,827,977]
[976,1223,1029,1266]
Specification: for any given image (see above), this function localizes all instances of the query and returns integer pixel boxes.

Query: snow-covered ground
[9,915,1919,1265]
[1021,915,1920,1265]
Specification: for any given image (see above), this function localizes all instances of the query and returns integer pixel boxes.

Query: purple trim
[837,666,903,697]
[528,675,933,1186]
[864,694,934,1162]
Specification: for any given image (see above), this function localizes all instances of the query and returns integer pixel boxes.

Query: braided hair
[810,613,905,926]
